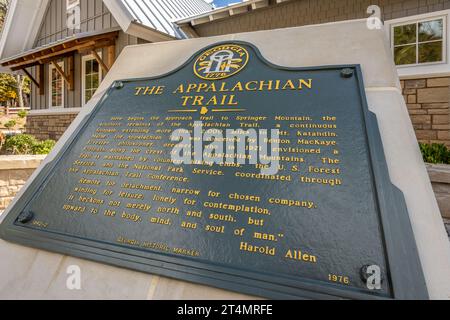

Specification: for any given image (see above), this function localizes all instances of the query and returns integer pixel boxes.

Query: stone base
[25,113,78,141]
[402,77,450,147]
[0,155,46,211]
[427,163,450,219]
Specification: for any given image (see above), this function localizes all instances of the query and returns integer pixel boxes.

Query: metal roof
[177,0,293,27]
[120,0,213,38]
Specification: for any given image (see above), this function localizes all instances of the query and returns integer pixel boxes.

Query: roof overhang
[127,21,177,42]
[102,0,177,42]
[0,0,178,74]
[0,0,50,72]
[176,0,293,31]
[1,29,120,72]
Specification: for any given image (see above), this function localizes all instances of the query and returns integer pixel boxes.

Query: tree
[0,73,17,103]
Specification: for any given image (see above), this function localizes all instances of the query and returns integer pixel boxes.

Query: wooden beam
[179,25,199,38]
[3,31,119,70]
[39,51,75,65]
[8,41,97,70]
[39,64,44,95]
[2,31,119,67]
[76,39,115,55]
[51,61,71,88]
[91,50,109,74]
[22,68,39,88]
[107,45,115,69]
[11,51,74,71]
[9,40,114,72]
[11,62,37,72]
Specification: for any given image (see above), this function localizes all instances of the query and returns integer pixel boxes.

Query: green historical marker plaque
[0,42,428,299]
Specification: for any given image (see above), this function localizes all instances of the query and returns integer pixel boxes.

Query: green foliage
[4,119,16,129]
[17,110,27,118]
[419,143,450,164]
[3,134,55,155]
[4,134,37,154]
[0,73,31,104]
[0,73,18,102]
[32,139,56,155]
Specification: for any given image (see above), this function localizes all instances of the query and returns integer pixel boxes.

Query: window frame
[81,52,103,107]
[48,61,65,109]
[390,15,447,68]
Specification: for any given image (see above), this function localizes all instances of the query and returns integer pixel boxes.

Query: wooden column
[68,55,74,91]
[107,45,116,70]
[39,64,45,95]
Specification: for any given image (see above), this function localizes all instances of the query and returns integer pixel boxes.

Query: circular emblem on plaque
[194,44,249,80]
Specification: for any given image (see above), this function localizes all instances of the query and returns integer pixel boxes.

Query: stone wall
[427,163,450,219]
[401,77,450,147]
[26,113,78,141]
[0,155,46,211]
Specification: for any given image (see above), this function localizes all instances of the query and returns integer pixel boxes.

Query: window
[82,54,102,106]
[49,62,64,108]
[392,17,445,66]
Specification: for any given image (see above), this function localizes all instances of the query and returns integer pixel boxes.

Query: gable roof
[107,0,213,39]
[0,0,50,67]
[0,0,213,70]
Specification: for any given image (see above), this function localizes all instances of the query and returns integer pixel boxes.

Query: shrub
[17,110,27,118]
[419,143,450,164]
[4,120,16,129]
[32,139,56,155]
[4,134,37,154]
[3,134,56,155]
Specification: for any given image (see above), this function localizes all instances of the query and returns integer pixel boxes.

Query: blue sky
[212,0,243,8]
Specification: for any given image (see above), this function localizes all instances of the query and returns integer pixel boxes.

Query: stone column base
[401,77,450,147]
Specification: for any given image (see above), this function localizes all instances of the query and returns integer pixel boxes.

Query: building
[176,0,450,146]
[0,0,212,140]
[0,0,449,147]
